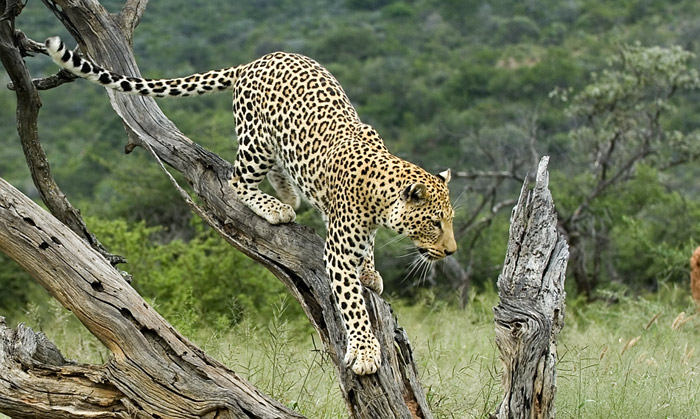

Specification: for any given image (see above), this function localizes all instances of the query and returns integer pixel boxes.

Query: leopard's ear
[436,169,451,184]
[402,183,427,204]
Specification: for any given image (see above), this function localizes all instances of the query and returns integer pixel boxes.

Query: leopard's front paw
[360,269,384,295]
[262,202,296,224]
[249,200,296,224]
[344,334,381,375]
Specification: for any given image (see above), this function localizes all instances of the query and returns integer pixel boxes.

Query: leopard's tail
[45,37,239,97]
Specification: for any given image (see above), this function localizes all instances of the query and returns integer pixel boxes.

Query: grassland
[4,283,698,419]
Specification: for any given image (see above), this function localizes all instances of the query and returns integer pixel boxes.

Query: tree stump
[492,156,568,419]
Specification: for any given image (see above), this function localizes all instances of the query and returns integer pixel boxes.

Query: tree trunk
[492,157,568,419]
[0,1,431,417]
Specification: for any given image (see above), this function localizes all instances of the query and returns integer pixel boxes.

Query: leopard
[45,36,457,375]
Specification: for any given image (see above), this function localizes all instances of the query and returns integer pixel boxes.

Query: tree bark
[492,157,568,419]
[0,177,302,418]
[0,1,431,417]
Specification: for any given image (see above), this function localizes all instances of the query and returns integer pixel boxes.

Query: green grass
[2,285,699,418]
[556,284,700,418]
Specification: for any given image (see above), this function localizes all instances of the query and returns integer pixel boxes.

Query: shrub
[87,217,300,333]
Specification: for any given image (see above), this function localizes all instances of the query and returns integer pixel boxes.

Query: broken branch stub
[493,156,568,419]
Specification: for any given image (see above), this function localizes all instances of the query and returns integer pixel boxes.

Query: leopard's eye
[432,220,442,229]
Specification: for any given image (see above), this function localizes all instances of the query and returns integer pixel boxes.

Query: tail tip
[45,36,63,54]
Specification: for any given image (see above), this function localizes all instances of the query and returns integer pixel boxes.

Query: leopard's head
[389,168,457,260]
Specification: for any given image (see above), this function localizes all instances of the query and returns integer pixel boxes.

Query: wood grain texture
[0,318,128,418]
[492,157,568,419]
[0,177,301,418]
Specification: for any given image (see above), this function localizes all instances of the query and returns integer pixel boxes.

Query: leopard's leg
[266,164,301,209]
[359,230,383,294]
[229,134,296,225]
[325,216,381,375]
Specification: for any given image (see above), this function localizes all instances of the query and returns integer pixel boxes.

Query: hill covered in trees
[2,0,700,322]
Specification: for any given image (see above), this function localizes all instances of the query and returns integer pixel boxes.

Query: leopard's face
[389,170,457,260]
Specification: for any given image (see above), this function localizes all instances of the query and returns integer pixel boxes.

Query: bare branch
[453,169,521,181]
[14,29,43,55]
[0,318,130,417]
[117,0,148,44]
[5,31,78,91]
[0,0,25,22]
[28,69,78,89]
[0,14,125,265]
[565,147,653,228]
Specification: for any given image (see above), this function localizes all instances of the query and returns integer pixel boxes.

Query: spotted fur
[45,36,457,375]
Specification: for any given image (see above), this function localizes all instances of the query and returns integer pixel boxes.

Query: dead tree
[0,0,430,417]
[492,157,568,419]
[0,177,302,418]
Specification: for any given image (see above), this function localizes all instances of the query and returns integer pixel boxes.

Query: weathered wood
[0,177,302,418]
[492,156,568,419]
[0,1,432,417]
[0,318,128,418]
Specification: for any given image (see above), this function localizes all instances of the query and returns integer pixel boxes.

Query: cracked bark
[0,177,301,418]
[492,157,568,419]
[0,0,431,417]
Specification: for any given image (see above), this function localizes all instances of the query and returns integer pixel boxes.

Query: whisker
[400,255,423,284]
[453,201,468,211]
[414,260,425,287]
[398,251,420,259]
[379,233,408,249]
[419,258,434,286]
[452,189,468,208]
[398,247,421,258]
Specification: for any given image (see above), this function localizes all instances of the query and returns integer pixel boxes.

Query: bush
[87,217,300,334]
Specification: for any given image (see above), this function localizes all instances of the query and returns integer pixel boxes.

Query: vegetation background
[1,0,699,417]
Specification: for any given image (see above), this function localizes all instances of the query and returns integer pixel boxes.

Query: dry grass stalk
[644,312,661,330]
[620,336,641,355]
[671,311,696,330]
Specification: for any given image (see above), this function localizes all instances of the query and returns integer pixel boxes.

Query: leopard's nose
[444,249,455,256]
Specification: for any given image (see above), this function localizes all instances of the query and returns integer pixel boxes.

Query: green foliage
[2,0,700,311]
[346,0,394,11]
[494,15,541,44]
[566,44,700,140]
[551,43,700,293]
[0,254,46,320]
[85,217,299,333]
[311,26,382,62]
